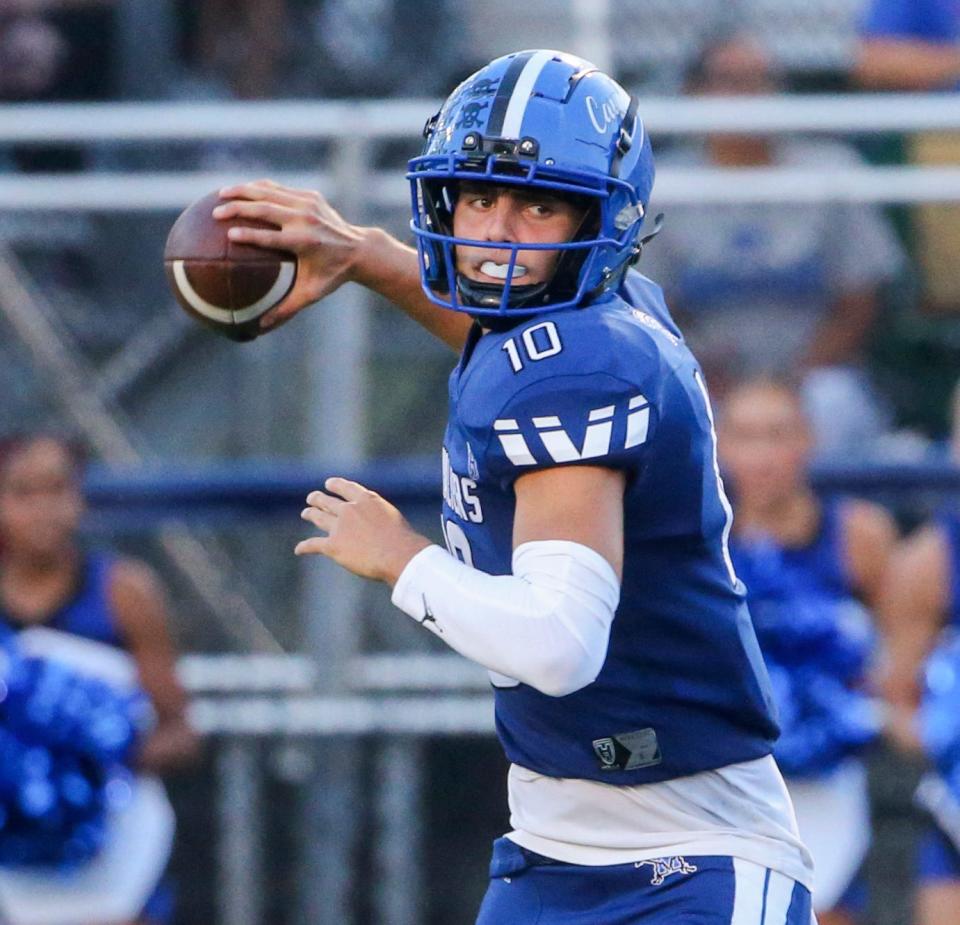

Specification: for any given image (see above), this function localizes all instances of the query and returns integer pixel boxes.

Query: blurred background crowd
[0,1,960,924]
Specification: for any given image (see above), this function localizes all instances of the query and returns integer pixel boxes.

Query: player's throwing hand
[296,477,431,585]
[214,180,367,331]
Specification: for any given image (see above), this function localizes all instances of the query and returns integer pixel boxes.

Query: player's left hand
[295,477,432,585]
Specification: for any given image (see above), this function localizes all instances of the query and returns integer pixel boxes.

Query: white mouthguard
[480,261,527,280]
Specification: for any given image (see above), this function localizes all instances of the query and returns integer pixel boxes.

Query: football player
[216,50,814,923]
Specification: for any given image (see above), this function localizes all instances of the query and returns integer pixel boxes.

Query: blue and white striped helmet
[407,49,656,318]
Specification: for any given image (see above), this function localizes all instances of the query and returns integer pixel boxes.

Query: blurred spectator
[719,378,896,925]
[176,0,287,99]
[0,1,116,103]
[879,379,960,748]
[856,0,960,318]
[877,379,960,925]
[856,0,960,90]
[0,0,117,171]
[641,34,905,458]
[0,1,121,375]
[0,13,66,100]
[0,432,199,925]
[306,0,465,97]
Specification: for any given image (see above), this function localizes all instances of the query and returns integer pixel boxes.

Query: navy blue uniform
[0,553,123,647]
[478,840,812,925]
[440,270,778,786]
[0,552,174,924]
[731,501,877,917]
[730,500,878,778]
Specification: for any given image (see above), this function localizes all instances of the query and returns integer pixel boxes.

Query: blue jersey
[730,501,879,776]
[440,269,778,786]
[0,553,123,648]
[766,500,853,598]
[941,512,960,627]
[730,500,864,645]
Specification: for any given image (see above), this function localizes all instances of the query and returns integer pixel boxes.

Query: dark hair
[683,32,781,92]
[0,430,89,483]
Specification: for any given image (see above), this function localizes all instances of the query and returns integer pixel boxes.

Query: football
[163,191,296,342]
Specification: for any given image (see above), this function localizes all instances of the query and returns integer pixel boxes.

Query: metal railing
[3,94,959,141]
[1,95,960,211]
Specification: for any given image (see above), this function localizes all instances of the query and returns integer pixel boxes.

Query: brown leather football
[164,191,296,342]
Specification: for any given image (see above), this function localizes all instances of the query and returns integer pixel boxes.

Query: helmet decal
[585,93,623,135]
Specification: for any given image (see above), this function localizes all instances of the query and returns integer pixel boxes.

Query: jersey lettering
[494,395,650,466]
[442,517,474,566]
[442,448,484,522]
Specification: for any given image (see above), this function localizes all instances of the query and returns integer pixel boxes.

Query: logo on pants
[635,856,698,885]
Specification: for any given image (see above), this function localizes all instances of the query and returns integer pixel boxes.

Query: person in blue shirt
[216,49,814,923]
[0,432,199,925]
[718,379,897,925]
[857,0,960,89]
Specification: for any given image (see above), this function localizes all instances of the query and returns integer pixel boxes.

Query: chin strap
[456,275,549,311]
[632,212,665,264]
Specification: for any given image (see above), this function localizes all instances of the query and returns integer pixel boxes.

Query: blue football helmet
[407,49,656,318]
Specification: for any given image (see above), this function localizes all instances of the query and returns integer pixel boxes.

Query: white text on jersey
[442,447,484,522]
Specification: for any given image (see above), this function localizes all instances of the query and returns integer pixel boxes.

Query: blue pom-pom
[920,632,960,799]
[732,536,881,777]
[0,640,150,868]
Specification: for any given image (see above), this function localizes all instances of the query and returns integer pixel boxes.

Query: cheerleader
[0,432,198,925]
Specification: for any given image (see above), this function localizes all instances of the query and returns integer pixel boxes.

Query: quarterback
[216,50,814,924]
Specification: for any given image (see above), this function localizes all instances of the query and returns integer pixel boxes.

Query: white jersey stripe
[501,50,554,139]
[731,858,766,924]
[763,870,797,925]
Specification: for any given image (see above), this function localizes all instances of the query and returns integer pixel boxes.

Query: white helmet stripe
[500,49,554,140]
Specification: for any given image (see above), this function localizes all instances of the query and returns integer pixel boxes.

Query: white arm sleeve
[390,540,620,697]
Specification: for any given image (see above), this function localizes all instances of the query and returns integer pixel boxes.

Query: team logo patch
[591,728,661,771]
[593,737,618,768]
[634,856,698,886]
[456,101,489,129]
[464,77,500,98]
